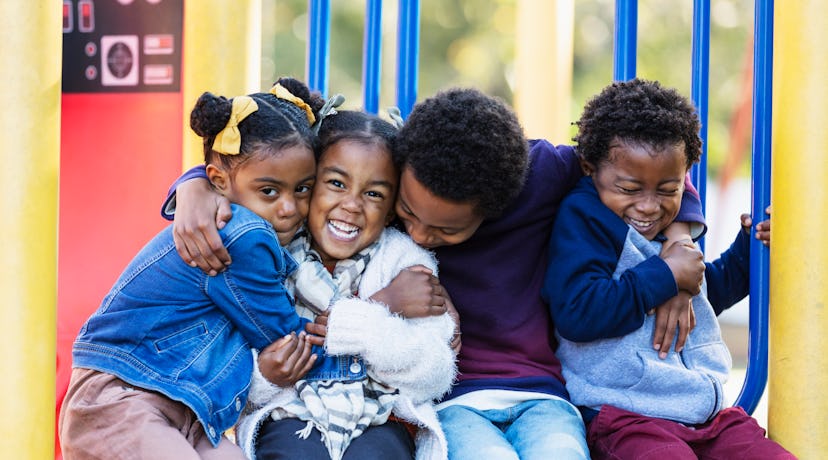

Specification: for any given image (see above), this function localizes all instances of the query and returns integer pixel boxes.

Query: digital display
[62,0,183,93]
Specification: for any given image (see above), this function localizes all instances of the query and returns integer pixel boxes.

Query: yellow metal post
[514,0,574,142]
[0,2,61,458]
[182,0,262,168]
[769,1,828,457]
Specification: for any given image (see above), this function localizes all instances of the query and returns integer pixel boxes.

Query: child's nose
[340,194,363,212]
[406,221,433,247]
[277,197,297,217]
[635,195,660,214]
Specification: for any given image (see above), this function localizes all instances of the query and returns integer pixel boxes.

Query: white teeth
[328,220,359,238]
[330,220,358,232]
[629,218,654,228]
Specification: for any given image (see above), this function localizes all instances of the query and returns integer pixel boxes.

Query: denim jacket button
[208,425,216,438]
[349,362,362,374]
[235,398,242,411]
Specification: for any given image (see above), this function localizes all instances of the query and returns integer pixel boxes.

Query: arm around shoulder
[705,227,751,314]
[543,187,678,342]
[326,299,456,403]
[325,228,456,402]
[528,140,584,200]
[160,165,208,219]
[674,174,707,240]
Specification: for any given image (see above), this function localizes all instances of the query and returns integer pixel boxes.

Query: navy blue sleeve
[676,174,708,240]
[542,182,678,342]
[705,227,751,315]
[160,165,209,220]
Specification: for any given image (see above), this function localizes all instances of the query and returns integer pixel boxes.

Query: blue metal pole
[735,0,773,415]
[363,0,383,114]
[690,0,710,252]
[307,0,331,97]
[396,0,420,118]
[613,0,637,81]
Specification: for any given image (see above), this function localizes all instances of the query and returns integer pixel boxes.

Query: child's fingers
[215,195,233,230]
[740,213,752,229]
[666,237,695,250]
[284,337,314,368]
[652,305,671,354]
[673,313,691,356]
[405,265,433,275]
[173,231,220,276]
[651,293,694,359]
[304,322,327,338]
[450,329,462,354]
[258,334,305,386]
[304,334,325,347]
[754,218,770,246]
[293,340,317,377]
[261,333,297,353]
[431,293,447,308]
[313,313,329,326]
[755,219,770,233]
[425,304,448,316]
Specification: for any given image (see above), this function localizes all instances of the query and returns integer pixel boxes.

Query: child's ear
[579,158,597,176]
[206,164,229,193]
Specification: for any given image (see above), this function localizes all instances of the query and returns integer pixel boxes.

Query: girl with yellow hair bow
[59,77,334,459]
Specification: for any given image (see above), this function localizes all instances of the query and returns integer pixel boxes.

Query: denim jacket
[72,204,322,446]
[304,354,367,381]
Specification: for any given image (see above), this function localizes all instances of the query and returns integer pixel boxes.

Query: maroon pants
[587,404,796,460]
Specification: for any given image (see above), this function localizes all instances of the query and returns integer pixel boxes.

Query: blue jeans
[438,398,589,460]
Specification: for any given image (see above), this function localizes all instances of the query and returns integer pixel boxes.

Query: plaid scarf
[279,230,399,460]
[285,229,376,319]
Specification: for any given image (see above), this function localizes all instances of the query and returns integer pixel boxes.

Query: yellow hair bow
[269,83,316,125]
[213,96,259,155]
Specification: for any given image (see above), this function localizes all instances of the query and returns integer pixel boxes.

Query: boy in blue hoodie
[542,78,793,459]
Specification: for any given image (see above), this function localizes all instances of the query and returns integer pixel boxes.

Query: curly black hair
[190,76,324,170]
[574,78,702,169]
[395,88,529,219]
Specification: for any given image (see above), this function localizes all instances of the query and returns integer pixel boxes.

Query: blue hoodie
[543,176,750,424]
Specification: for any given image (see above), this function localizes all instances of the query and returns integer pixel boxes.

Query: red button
[79,0,94,33]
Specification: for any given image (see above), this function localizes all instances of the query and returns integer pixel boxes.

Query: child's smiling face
[584,138,689,241]
[308,140,398,265]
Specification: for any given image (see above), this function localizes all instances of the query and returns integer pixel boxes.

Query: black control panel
[62,0,183,93]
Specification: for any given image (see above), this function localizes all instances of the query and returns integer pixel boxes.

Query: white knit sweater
[237,227,457,460]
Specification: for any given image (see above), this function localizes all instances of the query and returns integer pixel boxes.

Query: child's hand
[741,205,771,247]
[444,294,462,354]
[173,178,233,276]
[650,290,696,359]
[303,311,328,347]
[257,332,317,386]
[370,265,449,318]
[661,239,705,295]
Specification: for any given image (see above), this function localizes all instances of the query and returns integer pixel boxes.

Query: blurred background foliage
[261,0,755,180]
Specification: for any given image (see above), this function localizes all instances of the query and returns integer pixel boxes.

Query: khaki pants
[59,368,245,460]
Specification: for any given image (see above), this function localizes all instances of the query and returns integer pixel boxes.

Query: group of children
[59,75,794,459]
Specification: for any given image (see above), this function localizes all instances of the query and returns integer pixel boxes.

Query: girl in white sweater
[236,109,457,460]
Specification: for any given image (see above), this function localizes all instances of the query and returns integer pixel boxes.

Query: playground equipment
[1,0,826,458]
